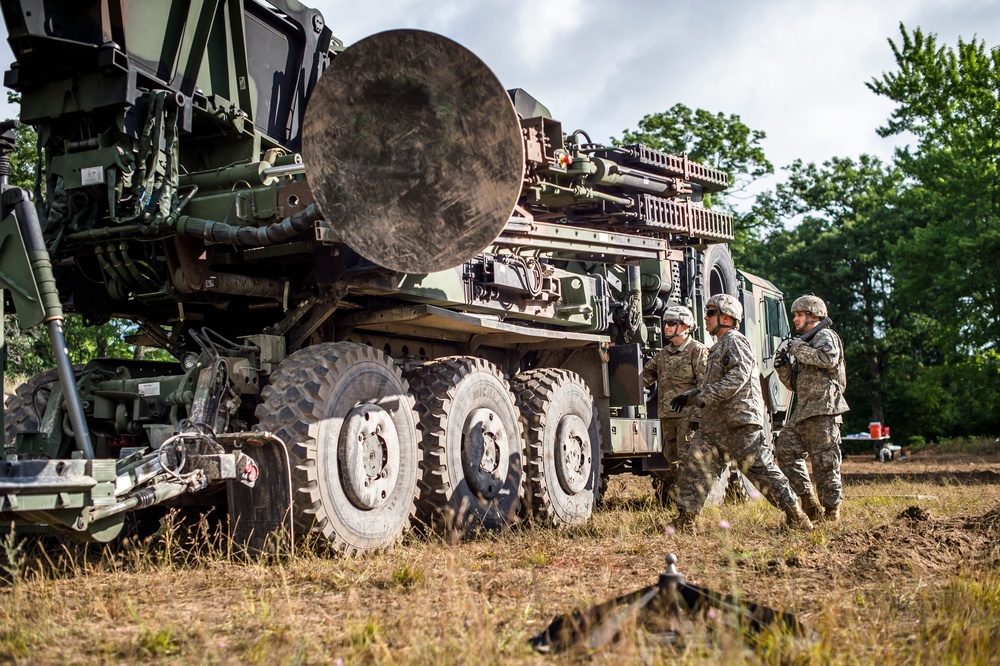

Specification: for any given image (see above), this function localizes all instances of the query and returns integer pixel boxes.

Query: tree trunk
[863,269,885,423]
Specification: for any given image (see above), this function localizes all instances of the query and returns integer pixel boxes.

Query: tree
[859,24,1000,442]
[5,102,37,191]
[879,317,1000,441]
[868,24,1000,350]
[615,104,775,249]
[617,103,773,192]
[742,156,905,433]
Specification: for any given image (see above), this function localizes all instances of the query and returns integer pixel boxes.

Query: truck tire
[255,342,420,555]
[513,368,602,527]
[698,243,739,298]
[407,357,523,536]
[4,368,61,441]
[4,366,83,445]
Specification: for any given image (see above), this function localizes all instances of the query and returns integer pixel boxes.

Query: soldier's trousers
[660,415,694,467]
[775,415,843,508]
[676,424,798,515]
[651,416,695,502]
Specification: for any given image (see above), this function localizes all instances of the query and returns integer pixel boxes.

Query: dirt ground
[1,450,999,664]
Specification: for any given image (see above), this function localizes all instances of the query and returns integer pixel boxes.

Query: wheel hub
[338,403,400,510]
[461,407,510,500]
[554,414,590,495]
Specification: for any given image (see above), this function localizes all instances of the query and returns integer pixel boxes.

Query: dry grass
[2,452,1000,665]
[3,374,25,402]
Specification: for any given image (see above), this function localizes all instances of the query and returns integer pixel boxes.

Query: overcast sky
[2,0,998,194]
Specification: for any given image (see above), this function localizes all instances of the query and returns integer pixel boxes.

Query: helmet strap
[711,315,736,336]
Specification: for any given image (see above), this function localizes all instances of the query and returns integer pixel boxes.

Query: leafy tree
[860,24,1000,441]
[742,156,905,433]
[5,94,37,192]
[868,24,1000,350]
[617,103,773,192]
[880,318,1000,441]
[615,104,775,250]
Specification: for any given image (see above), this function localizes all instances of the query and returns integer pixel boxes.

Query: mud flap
[225,440,293,554]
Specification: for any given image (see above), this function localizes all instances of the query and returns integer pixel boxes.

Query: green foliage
[733,24,1000,442]
[862,24,1000,439]
[349,618,381,651]
[614,104,774,252]
[883,346,1000,441]
[136,627,179,657]
[868,25,1000,350]
[741,155,905,434]
[389,563,424,590]
[523,550,548,568]
[5,92,36,191]
[8,127,36,192]
[4,315,162,376]
[617,103,773,189]
[931,436,1000,454]
[616,104,774,248]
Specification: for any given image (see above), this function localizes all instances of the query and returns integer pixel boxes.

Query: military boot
[784,505,814,531]
[673,510,698,534]
[824,505,841,523]
[800,492,823,521]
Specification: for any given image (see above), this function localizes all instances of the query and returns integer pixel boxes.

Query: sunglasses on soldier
[704,309,719,317]
[663,320,682,327]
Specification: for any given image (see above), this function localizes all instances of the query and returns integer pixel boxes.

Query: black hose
[177,203,321,247]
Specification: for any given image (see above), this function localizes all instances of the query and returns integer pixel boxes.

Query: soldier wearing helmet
[640,304,708,504]
[668,292,813,532]
[773,294,849,522]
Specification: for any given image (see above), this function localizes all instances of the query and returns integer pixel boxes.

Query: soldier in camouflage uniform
[670,294,813,532]
[641,305,709,504]
[773,295,849,522]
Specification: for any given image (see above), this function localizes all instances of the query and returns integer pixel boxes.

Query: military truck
[0,0,790,554]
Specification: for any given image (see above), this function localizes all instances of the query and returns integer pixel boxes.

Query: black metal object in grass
[529,553,813,653]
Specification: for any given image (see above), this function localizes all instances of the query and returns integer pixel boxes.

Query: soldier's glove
[773,348,789,369]
[670,388,701,413]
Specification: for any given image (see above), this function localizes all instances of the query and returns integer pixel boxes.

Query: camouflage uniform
[675,329,799,514]
[775,327,849,511]
[642,336,708,498]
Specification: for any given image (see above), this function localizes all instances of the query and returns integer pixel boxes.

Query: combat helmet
[663,304,695,328]
[791,294,827,318]
[706,294,743,323]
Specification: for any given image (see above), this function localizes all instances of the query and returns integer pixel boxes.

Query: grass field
[2,449,999,665]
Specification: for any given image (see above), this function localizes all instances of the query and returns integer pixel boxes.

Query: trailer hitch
[0,428,266,542]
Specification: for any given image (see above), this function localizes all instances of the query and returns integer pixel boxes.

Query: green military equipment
[0,1,790,552]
